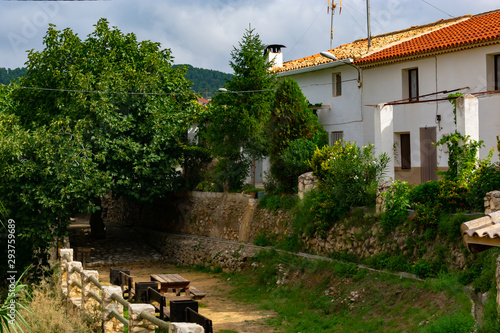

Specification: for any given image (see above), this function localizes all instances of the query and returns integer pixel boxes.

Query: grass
[220,249,474,332]
[16,275,99,332]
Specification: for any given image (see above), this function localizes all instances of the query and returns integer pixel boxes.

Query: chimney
[265,44,286,69]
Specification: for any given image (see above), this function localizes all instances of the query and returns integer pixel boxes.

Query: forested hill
[0,67,27,85]
[1,65,232,99]
[175,64,232,98]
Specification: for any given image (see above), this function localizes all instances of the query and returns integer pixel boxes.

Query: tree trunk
[90,197,106,239]
[251,158,256,187]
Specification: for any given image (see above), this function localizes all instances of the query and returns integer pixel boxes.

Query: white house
[276,9,500,184]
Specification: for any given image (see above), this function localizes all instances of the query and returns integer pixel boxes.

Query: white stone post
[60,248,73,296]
[456,94,479,142]
[67,261,83,308]
[169,323,205,333]
[374,103,394,181]
[129,304,156,333]
[102,286,124,333]
[82,270,100,314]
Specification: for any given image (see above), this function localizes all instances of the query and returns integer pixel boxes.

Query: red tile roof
[357,10,500,66]
[279,15,468,73]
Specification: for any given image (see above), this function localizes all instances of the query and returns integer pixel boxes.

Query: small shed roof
[461,211,500,253]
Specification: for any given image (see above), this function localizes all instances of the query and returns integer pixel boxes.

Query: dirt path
[95,262,276,333]
[67,215,277,332]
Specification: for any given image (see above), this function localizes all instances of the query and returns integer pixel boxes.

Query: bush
[438,213,472,242]
[381,180,412,233]
[253,230,277,247]
[409,180,440,208]
[469,163,500,211]
[308,141,389,235]
[437,180,469,213]
[258,194,297,212]
[293,190,318,237]
[411,202,442,231]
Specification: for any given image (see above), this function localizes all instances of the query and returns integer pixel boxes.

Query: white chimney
[265,44,286,69]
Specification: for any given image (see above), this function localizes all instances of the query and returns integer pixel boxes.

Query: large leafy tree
[199,28,276,189]
[10,18,197,239]
[268,78,327,191]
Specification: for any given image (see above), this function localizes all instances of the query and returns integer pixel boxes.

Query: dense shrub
[308,141,389,236]
[437,180,469,213]
[381,180,412,233]
[411,202,442,231]
[469,163,500,211]
[409,180,440,208]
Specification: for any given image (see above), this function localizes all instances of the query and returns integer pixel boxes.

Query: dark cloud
[0,0,498,73]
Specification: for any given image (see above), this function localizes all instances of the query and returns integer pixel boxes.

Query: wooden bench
[188,287,206,300]
[186,307,213,333]
[175,286,206,300]
[147,287,169,320]
[120,271,135,301]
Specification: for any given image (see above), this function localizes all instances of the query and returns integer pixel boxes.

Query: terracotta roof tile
[279,15,469,73]
[357,10,500,66]
[461,211,500,253]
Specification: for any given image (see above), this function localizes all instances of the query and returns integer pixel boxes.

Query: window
[408,68,419,101]
[495,54,500,90]
[400,133,411,169]
[332,73,342,97]
[330,131,343,145]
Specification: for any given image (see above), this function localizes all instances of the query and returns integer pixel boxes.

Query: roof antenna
[366,0,372,49]
[327,0,342,50]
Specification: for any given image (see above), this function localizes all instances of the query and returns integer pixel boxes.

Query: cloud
[0,0,498,73]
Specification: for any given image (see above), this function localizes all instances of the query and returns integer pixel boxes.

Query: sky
[0,0,499,74]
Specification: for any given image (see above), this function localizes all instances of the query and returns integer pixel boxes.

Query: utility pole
[366,0,372,49]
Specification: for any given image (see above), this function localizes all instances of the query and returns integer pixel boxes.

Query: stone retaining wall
[141,230,263,272]
[107,190,468,270]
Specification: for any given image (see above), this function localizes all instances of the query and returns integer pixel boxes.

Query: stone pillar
[169,322,204,333]
[102,286,124,333]
[376,180,394,214]
[484,191,500,215]
[456,94,479,142]
[82,270,100,314]
[67,261,83,308]
[60,248,73,296]
[374,103,394,181]
[298,172,318,200]
[129,304,156,333]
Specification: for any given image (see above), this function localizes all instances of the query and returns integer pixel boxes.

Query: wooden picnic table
[150,274,191,296]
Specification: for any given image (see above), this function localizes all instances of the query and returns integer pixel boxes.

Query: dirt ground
[95,262,277,333]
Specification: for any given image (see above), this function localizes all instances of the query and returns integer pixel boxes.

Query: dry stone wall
[106,190,468,270]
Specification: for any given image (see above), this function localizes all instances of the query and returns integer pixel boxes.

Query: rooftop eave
[356,39,500,68]
[277,58,355,77]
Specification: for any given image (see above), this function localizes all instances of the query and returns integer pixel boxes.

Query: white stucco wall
[279,64,363,144]
[278,43,500,184]
[362,44,500,169]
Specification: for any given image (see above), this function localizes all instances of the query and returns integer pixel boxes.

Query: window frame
[408,68,419,101]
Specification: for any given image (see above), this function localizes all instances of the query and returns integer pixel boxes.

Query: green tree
[0,86,109,275]
[10,18,197,239]
[199,27,276,189]
[268,78,327,192]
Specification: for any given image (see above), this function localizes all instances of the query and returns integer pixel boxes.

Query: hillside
[1,65,232,99]
[0,67,26,85]
[174,64,232,98]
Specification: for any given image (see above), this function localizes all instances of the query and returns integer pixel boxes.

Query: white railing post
[67,261,83,308]
[129,304,156,333]
[102,286,124,333]
[82,270,100,314]
[60,248,73,296]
